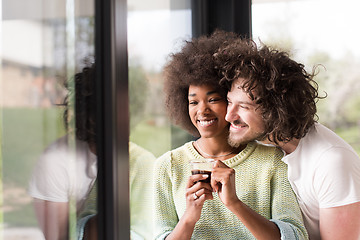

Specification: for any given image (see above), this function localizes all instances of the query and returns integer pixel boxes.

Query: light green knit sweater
[154,141,308,240]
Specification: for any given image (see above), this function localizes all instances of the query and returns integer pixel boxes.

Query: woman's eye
[209,98,221,103]
[189,101,197,105]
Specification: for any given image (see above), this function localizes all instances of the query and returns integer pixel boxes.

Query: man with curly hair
[214,34,360,240]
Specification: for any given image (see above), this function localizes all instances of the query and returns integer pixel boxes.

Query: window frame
[95,0,130,239]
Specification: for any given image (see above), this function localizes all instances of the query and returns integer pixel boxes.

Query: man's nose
[225,105,237,122]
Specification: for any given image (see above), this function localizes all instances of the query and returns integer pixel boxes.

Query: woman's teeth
[198,119,215,127]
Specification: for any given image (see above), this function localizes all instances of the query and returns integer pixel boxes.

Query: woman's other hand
[183,174,213,224]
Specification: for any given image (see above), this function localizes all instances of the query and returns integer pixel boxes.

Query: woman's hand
[210,160,240,207]
[183,174,214,224]
[165,174,214,240]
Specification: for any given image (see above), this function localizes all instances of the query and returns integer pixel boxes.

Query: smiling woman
[162,31,235,138]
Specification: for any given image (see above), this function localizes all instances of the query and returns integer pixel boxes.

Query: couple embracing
[154,30,360,240]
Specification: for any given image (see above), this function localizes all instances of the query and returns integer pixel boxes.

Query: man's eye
[189,101,197,105]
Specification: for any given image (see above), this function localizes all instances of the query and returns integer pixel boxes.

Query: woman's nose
[198,102,210,114]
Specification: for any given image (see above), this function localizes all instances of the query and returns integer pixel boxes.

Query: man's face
[225,78,266,147]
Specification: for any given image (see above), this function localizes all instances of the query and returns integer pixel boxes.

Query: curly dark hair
[63,63,96,146]
[163,30,239,137]
[214,37,324,143]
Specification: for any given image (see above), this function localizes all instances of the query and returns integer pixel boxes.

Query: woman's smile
[197,118,217,127]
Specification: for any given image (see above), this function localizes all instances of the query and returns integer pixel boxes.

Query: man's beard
[227,130,266,148]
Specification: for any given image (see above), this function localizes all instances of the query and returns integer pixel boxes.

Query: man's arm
[320,202,360,240]
[33,198,69,240]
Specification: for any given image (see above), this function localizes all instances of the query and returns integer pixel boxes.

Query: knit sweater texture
[154,141,308,240]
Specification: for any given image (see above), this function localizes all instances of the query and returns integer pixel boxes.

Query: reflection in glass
[0,0,94,239]
[252,0,360,154]
[29,63,96,240]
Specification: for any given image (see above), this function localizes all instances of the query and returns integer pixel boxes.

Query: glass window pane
[127,0,192,238]
[128,0,192,155]
[252,0,360,154]
[1,0,95,239]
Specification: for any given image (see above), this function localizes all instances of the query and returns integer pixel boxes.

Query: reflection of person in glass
[76,140,156,240]
[69,64,155,240]
[28,63,97,240]
[154,31,308,240]
[214,34,360,240]
[28,63,156,240]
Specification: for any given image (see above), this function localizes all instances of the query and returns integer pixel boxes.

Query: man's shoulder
[302,123,359,158]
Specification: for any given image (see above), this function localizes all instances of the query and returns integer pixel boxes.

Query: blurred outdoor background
[0,0,359,239]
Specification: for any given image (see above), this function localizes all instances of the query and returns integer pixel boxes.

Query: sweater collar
[187,141,257,168]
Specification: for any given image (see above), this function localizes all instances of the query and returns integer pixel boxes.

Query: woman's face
[188,84,229,139]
